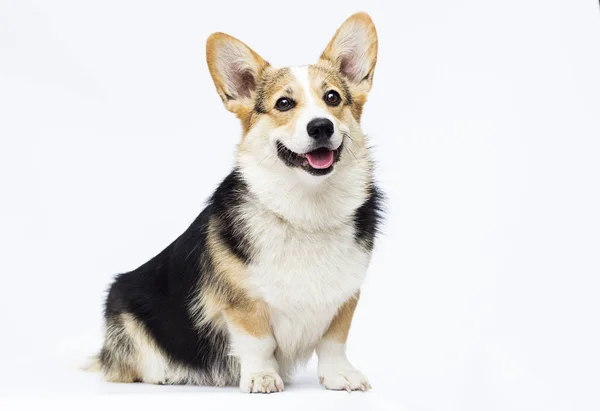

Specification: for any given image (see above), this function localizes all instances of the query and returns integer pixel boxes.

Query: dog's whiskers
[341,132,359,163]
[342,132,354,142]
[257,153,273,166]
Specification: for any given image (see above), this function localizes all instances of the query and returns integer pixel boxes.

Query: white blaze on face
[285,66,343,154]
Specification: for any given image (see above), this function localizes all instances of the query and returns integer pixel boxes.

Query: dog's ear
[206,33,269,113]
[319,12,378,93]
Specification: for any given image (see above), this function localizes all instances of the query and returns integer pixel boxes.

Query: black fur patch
[103,170,252,381]
[353,183,383,250]
[209,170,253,263]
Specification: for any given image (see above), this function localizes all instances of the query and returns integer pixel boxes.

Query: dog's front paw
[319,366,371,392]
[240,372,284,393]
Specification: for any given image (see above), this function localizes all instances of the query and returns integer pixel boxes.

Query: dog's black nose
[307,118,334,140]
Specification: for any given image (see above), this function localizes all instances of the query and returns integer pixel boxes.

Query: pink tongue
[305,150,334,169]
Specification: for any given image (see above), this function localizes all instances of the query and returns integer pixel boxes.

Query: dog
[87,12,382,393]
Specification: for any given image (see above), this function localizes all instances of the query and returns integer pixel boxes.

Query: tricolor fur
[89,12,382,393]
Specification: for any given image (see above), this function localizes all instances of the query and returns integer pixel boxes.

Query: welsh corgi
[88,12,382,393]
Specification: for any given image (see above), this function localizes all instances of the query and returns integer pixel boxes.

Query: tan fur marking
[236,104,260,136]
[322,292,360,343]
[235,67,301,136]
[192,219,252,332]
[255,67,304,131]
[225,299,272,337]
[195,284,228,331]
[308,65,350,122]
[100,313,145,383]
[207,219,250,299]
[120,314,159,379]
[204,221,272,337]
[105,366,138,383]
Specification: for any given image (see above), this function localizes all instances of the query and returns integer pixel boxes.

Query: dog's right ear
[206,33,270,113]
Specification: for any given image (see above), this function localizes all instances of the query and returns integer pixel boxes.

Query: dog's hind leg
[98,313,143,383]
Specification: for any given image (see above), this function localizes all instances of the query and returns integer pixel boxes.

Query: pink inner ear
[233,69,256,99]
[218,43,259,99]
[340,54,360,82]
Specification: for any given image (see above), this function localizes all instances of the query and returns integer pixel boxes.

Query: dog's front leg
[224,302,283,393]
[316,292,371,392]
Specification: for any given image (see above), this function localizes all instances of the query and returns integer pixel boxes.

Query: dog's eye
[324,90,341,106]
[275,97,296,112]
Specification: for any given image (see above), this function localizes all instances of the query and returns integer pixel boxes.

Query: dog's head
[206,13,377,226]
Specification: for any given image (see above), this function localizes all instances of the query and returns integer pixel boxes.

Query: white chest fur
[242,204,370,367]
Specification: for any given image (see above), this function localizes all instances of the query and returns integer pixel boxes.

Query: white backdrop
[1,1,599,410]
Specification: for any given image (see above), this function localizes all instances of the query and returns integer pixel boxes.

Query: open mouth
[276,141,343,176]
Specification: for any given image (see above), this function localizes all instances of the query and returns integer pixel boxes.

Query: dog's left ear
[319,12,378,93]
